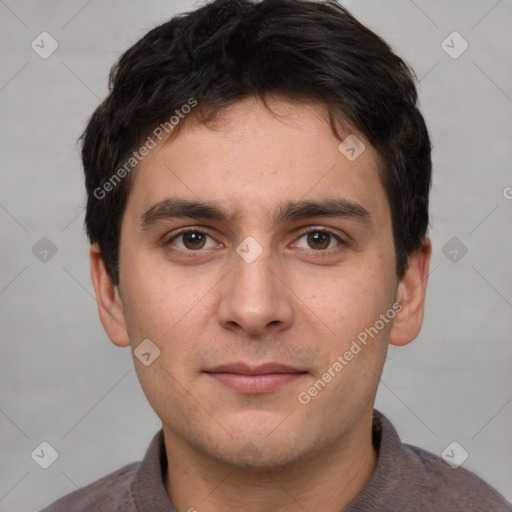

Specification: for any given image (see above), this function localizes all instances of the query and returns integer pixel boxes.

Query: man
[41,0,512,510]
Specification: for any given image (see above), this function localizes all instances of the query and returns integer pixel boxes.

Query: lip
[205,362,304,375]
[204,363,307,394]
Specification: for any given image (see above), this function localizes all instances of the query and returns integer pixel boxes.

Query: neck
[163,410,378,512]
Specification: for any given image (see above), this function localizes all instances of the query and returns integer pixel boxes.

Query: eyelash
[163,227,347,259]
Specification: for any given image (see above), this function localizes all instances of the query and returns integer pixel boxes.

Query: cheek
[124,273,206,420]
[120,277,170,342]
[290,269,395,389]
[296,266,393,331]
[120,249,199,337]
[121,264,218,382]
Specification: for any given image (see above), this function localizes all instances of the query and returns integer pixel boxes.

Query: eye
[163,227,345,256]
[165,228,218,251]
[294,229,345,252]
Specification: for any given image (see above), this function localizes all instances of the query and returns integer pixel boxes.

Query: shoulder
[365,411,512,511]
[402,442,512,511]
[39,461,139,512]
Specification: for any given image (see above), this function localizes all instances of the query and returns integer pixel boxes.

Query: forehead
[124,97,390,227]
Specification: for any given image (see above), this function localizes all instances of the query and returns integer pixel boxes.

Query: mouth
[203,363,308,394]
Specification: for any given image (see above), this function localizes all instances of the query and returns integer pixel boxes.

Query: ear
[90,243,130,347]
[389,237,432,347]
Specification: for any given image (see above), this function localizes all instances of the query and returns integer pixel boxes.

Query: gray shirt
[40,410,512,511]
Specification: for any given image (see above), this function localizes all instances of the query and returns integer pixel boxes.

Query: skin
[90,96,431,512]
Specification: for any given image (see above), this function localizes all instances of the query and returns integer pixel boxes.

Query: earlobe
[389,237,432,347]
[89,243,131,347]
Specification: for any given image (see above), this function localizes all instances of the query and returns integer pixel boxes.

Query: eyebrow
[139,197,372,230]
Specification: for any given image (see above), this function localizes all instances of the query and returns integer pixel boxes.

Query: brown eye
[166,229,217,251]
[182,231,206,250]
[294,230,342,251]
[306,231,331,250]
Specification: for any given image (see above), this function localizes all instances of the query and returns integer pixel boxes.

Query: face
[104,97,415,469]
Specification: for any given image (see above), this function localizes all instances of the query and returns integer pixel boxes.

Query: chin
[225,409,295,440]
[213,438,307,472]
[214,420,311,470]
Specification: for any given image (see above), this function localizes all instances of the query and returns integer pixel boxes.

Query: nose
[216,244,294,337]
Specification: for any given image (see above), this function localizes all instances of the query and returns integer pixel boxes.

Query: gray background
[1,0,511,510]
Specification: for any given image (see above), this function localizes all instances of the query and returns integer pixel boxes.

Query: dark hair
[82,0,431,285]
